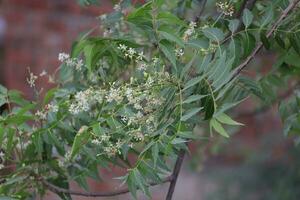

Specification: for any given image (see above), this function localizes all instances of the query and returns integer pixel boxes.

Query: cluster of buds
[35,102,59,120]
[216,1,234,16]
[183,22,197,41]
[58,53,84,71]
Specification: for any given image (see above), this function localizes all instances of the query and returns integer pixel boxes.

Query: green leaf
[228,19,240,33]
[183,75,204,91]
[157,12,186,26]
[127,172,137,199]
[152,143,159,167]
[181,107,203,121]
[289,33,300,54]
[215,113,243,125]
[210,118,229,138]
[70,126,91,159]
[171,137,187,144]
[133,169,149,196]
[275,35,285,49]
[158,31,184,47]
[178,131,199,139]
[260,32,270,50]
[43,88,58,105]
[242,9,253,28]
[159,42,177,69]
[182,94,207,104]
[203,28,224,42]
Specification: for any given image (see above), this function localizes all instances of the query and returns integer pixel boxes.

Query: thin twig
[230,0,300,82]
[195,0,207,22]
[224,0,258,41]
[165,149,186,200]
[237,83,298,118]
[42,175,173,197]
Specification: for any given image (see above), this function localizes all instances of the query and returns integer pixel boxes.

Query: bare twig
[165,149,186,200]
[42,175,173,197]
[230,0,300,82]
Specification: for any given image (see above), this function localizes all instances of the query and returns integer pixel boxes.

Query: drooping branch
[42,175,173,197]
[165,149,186,200]
[230,0,300,82]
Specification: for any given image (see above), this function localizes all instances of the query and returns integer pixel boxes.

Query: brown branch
[230,0,300,82]
[42,175,173,197]
[165,149,186,200]
[237,83,298,118]
[195,0,207,22]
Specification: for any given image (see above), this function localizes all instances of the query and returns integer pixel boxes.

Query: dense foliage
[0,0,300,199]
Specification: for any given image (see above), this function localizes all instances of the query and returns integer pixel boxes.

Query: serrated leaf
[183,75,204,91]
[152,143,159,167]
[182,94,207,104]
[159,42,177,69]
[242,9,253,28]
[157,12,186,26]
[158,31,184,47]
[70,126,91,159]
[181,107,203,121]
[260,32,270,50]
[275,35,285,49]
[203,28,224,42]
[228,19,240,33]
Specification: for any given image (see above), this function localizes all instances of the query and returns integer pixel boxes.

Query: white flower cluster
[118,44,144,62]
[67,70,173,158]
[69,88,104,115]
[216,1,234,16]
[106,85,123,103]
[26,71,38,88]
[183,21,197,41]
[58,52,84,71]
[175,48,184,57]
[35,102,59,120]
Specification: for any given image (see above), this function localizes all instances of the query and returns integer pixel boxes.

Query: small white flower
[47,103,58,113]
[127,48,136,59]
[183,21,197,41]
[92,138,101,145]
[138,63,147,71]
[152,57,159,65]
[35,110,47,120]
[39,70,47,77]
[106,87,123,103]
[58,53,70,62]
[216,2,234,16]
[121,116,128,122]
[26,71,38,88]
[118,44,127,51]
[75,59,84,71]
[175,48,184,57]
[137,51,144,61]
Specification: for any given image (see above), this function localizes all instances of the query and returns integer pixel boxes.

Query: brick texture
[0,0,113,98]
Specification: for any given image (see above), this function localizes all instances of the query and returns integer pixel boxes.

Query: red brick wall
[0,0,113,98]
